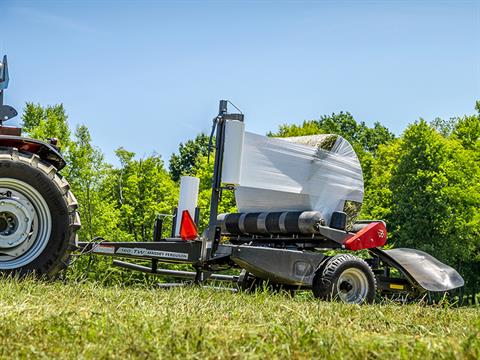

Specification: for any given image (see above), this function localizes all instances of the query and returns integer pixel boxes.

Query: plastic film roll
[221,120,245,186]
[175,176,200,236]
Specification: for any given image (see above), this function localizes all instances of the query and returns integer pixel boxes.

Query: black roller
[219,213,242,235]
[243,213,262,233]
[264,212,282,233]
[217,211,324,235]
[282,211,302,233]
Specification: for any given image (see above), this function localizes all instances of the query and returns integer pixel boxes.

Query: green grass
[0,278,478,359]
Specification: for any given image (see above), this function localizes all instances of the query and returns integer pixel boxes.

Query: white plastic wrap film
[221,120,245,185]
[175,176,200,236]
[235,132,364,225]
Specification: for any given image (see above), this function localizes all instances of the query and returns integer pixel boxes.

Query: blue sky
[2,0,479,165]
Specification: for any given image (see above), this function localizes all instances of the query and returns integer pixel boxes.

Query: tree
[360,139,401,221]
[169,134,210,182]
[452,114,480,150]
[67,125,124,241]
[430,117,457,137]
[108,149,178,241]
[387,120,480,282]
[21,103,72,151]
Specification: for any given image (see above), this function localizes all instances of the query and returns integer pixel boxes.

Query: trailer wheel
[237,270,262,292]
[312,254,376,304]
[0,148,80,277]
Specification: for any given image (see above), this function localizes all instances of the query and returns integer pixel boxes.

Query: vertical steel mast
[200,101,243,268]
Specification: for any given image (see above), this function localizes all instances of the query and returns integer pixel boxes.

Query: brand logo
[116,247,189,260]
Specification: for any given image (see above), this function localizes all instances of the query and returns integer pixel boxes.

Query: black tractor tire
[0,148,80,277]
[312,254,376,304]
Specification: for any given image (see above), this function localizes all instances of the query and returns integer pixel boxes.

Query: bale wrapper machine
[78,100,464,303]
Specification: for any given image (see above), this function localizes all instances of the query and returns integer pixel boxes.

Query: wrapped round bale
[234,132,364,229]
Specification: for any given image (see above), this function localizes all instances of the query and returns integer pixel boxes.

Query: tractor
[0,55,80,276]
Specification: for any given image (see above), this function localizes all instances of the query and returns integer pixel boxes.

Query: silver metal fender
[371,248,464,292]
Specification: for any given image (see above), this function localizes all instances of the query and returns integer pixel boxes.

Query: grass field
[0,278,478,359]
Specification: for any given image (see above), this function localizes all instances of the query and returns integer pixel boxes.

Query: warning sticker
[116,247,189,260]
[94,244,115,254]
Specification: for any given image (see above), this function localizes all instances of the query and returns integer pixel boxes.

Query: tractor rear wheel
[312,254,376,304]
[0,148,80,277]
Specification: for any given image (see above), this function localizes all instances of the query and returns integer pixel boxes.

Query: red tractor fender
[0,134,66,170]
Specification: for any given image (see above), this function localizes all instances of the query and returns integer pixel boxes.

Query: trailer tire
[237,270,263,292]
[312,254,376,304]
[0,148,80,277]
